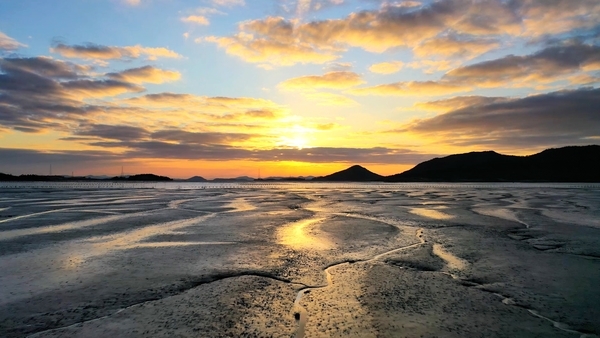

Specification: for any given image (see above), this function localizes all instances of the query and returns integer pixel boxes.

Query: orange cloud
[201,30,338,66]
[350,81,469,96]
[414,35,500,59]
[107,66,181,84]
[279,71,363,90]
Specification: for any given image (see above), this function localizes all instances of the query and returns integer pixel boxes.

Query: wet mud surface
[0,183,599,337]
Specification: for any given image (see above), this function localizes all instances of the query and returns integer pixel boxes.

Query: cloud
[181,15,210,25]
[0,148,124,172]
[279,71,363,90]
[325,62,353,72]
[203,0,600,68]
[151,129,258,145]
[401,87,600,149]
[51,43,182,61]
[123,0,141,5]
[0,32,27,51]
[369,61,404,74]
[0,56,90,79]
[85,141,436,164]
[302,92,358,106]
[350,81,469,96]
[414,96,510,112]
[62,79,144,98]
[74,124,150,141]
[211,0,245,7]
[0,56,150,132]
[201,16,339,66]
[106,66,181,84]
[443,42,600,87]
[414,35,500,59]
[406,59,457,73]
[125,93,284,112]
[518,0,600,37]
[202,0,522,66]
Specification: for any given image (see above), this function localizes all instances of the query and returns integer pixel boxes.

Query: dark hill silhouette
[186,176,207,182]
[314,165,384,181]
[111,174,172,181]
[386,145,600,182]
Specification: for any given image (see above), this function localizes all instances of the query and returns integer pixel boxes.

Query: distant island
[0,173,172,182]
[1,145,599,182]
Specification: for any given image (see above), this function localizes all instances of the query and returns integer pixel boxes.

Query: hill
[186,176,207,182]
[111,174,172,181]
[386,145,600,182]
[314,165,384,182]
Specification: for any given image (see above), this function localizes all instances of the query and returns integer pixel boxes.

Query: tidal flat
[0,182,599,337]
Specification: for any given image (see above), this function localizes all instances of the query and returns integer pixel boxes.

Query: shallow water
[1,183,599,337]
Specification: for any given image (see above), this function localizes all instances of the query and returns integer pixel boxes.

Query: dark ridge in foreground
[385,145,600,182]
[314,165,384,182]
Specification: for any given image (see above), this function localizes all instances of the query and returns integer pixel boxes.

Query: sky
[0,0,599,179]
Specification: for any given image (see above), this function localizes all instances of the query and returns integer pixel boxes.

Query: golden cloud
[414,35,500,59]
[107,66,181,84]
[303,92,358,106]
[279,71,363,90]
[350,81,470,96]
[369,61,404,74]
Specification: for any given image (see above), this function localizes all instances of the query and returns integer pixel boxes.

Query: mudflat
[0,183,599,337]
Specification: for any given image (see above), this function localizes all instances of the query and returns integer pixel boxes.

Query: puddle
[278,217,332,250]
[433,244,468,270]
[409,208,454,220]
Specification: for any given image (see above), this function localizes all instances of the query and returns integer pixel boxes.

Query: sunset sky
[1,0,599,178]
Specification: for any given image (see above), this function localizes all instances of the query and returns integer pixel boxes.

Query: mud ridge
[441,272,597,337]
[292,228,426,338]
[26,271,306,338]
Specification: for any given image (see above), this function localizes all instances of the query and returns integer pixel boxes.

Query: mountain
[186,176,207,182]
[212,176,255,182]
[111,174,172,181]
[314,165,384,182]
[386,145,600,182]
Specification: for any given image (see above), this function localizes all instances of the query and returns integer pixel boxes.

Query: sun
[281,135,308,149]
[278,125,311,149]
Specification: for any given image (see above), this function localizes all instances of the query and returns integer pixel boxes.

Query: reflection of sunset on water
[278,217,333,251]
[409,208,454,220]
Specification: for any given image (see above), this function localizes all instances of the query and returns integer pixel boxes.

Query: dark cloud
[74,124,150,141]
[0,57,88,79]
[85,140,436,164]
[356,42,600,96]
[50,43,181,60]
[402,87,600,148]
[0,148,125,175]
[151,129,259,145]
[0,56,145,132]
[444,43,600,86]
